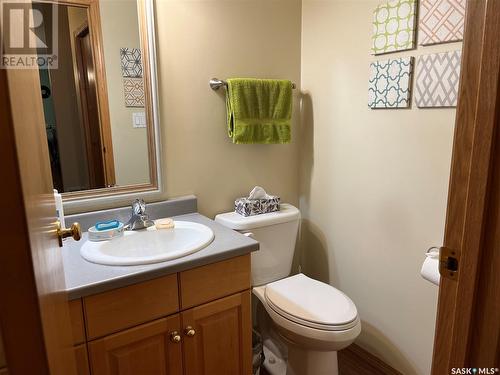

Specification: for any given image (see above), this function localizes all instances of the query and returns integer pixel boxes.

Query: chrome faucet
[125,199,155,230]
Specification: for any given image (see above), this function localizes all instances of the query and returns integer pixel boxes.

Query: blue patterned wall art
[368,57,414,109]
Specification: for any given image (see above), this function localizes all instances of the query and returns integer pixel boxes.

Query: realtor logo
[1,1,58,68]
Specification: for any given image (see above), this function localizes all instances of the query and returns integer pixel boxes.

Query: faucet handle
[132,199,146,215]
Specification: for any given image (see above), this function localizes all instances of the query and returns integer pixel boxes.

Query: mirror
[36,0,159,200]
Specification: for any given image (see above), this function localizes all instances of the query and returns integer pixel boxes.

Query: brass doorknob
[56,221,81,247]
[170,331,181,343]
[184,326,196,337]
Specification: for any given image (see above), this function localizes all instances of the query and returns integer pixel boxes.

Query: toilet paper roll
[421,249,440,286]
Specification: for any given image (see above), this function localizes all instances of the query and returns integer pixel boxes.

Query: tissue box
[235,196,280,217]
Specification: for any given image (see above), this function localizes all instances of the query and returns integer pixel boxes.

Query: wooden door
[88,315,183,375]
[0,67,76,372]
[431,0,500,373]
[182,291,252,375]
[0,330,5,373]
[75,23,107,189]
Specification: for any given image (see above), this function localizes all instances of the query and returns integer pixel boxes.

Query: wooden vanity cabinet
[89,315,183,375]
[182,291,252,375]
[72,254,252,375]
[70,299,90,375]
[70,299,86,345]
[84,274,179,340]
[75,345,90,375]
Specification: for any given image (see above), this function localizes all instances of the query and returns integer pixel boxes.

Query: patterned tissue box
[235,196,280,217]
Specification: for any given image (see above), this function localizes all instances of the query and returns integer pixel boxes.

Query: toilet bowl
[215,204,361,375]
[253,274,361,375]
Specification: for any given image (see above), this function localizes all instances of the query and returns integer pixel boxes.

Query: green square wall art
[372,0,417,55]
[368,57,414,109]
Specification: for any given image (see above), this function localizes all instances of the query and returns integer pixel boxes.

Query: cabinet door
[88,315,182,375]
[182,290,252,375]
[75,344,90,375]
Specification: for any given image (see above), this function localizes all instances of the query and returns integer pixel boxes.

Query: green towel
[226,78,292,144]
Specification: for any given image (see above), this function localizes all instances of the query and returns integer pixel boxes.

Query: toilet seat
[264,274,358,331]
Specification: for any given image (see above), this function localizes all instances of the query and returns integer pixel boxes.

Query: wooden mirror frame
[44,0,161,204]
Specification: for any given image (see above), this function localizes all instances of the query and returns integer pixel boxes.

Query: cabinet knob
[170,331,181,343]
[184,326,196,337]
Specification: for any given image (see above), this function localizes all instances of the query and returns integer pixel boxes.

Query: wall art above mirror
[36,0,160,201]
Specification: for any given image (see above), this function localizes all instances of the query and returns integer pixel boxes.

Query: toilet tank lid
[215,203,300,230]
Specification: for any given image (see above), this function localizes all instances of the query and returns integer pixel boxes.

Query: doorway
[74,22,106,189]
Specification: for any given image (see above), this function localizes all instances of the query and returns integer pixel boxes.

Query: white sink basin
[80,221,214,266]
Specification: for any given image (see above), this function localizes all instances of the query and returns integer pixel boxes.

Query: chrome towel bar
[209,78,296,91]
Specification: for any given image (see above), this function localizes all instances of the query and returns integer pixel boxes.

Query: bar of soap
[155,218,175,229]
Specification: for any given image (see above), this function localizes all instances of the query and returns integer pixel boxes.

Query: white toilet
[215,203,361,375]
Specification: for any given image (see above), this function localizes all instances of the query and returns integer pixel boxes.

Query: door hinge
[439,246,460,281]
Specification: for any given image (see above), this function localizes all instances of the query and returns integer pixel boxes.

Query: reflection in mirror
[37,0,155,196]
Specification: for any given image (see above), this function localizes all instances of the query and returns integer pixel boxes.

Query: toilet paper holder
[426,247,440,256]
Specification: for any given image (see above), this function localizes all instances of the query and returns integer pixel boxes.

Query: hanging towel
[226,78,292,144]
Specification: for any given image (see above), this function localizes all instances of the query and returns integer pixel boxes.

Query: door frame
[432,0,500,372]
[55,0,116,188]
[74,20,107,189]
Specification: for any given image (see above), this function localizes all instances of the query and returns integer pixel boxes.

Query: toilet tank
[215,204,300,286]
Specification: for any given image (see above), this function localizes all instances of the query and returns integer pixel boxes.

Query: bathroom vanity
[62,198,259,375]
[69,255,251,375]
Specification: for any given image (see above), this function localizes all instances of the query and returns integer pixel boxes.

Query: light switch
[132,112,146,128]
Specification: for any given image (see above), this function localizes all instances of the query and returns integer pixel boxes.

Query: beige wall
[300,1,461,374]
[100,0,150,186]
[67,7,87,67]
[156,0,302,218]
[67,7,87,40]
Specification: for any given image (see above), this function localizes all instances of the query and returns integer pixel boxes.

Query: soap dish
[88,220,125,242]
